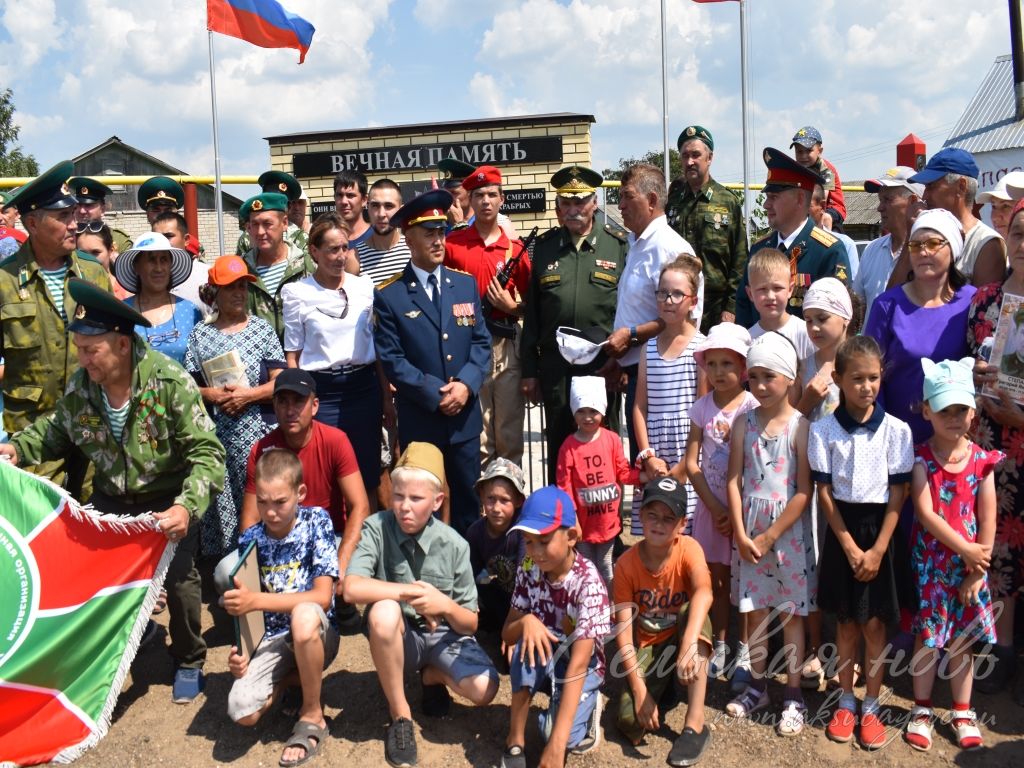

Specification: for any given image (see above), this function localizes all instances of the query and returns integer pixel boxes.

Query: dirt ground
[68,551,1024,768]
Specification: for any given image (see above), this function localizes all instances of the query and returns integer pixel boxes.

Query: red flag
[207,0,316,64]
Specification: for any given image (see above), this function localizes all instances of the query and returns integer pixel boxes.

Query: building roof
[842,186,880,228]
[266,113,595,145]
[944,54,1024,154]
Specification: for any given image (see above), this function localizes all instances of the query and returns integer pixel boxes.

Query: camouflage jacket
[242,240,315,341]
[0,240,112,432]
[11,338,225,519]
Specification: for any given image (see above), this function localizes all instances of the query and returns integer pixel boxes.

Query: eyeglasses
[907,237,949,255]
[315,286,349,320]
[146,328,181,346]
[76,220,105,234]
[654,289,694,304]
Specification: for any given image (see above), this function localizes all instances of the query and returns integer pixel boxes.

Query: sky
[0,0,1015,201]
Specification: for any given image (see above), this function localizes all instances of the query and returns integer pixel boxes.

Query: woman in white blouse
[281,213,391,499]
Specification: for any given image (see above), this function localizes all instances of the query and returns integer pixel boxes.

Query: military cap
[67,277,152,336]
[257,170,302,201]
[395,442,446,485]
[8,160,78,215]
[463,165,502,192]
[550,165,603,198]
[437,158,476,182]
[239,192,289,223]
[137,176,184,210]
[762,147,826,193]
[790,126,823,149]
[68,177,113,204]
[389,189,453,231]
[0,190,14,209]
[677,125,714,151]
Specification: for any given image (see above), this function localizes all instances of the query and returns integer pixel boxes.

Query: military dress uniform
[9,279,225,679]
[373,190,492,535]
[520,170,628,483]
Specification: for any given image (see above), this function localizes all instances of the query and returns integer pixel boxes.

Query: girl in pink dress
[905,357,1002,753]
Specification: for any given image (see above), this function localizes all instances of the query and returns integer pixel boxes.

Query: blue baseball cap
[510,486,576,535]
[790,126,823,149]
[921,357,976,412]
[909,147,979,184]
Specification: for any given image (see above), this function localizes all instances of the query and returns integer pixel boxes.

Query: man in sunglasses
[0,161,112,482]
[69,176,134,255]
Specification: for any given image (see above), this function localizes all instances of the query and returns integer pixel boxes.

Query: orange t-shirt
[612,536,709,648]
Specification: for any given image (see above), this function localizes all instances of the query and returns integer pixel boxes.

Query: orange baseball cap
[208,255,257,286]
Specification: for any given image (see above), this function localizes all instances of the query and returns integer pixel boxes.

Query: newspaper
[983,291,1024,405]
[201,349,247,388]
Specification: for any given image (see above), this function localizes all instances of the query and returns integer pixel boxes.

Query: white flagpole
[739,0,752,240]
[208,31,226,257]
[660,0,671,183]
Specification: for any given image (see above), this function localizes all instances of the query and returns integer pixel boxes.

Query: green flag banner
[0,461,175,765]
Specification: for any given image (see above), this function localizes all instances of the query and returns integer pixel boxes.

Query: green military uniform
[10,281,225,671]
[666,177,747,332]
[521,169,628,483]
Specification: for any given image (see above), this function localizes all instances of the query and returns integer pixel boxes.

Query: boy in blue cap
[501,485,611,768]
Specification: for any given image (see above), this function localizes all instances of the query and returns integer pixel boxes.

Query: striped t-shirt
[101,390,131,443]
[40,265,69,321]
[356,236,411,286]
[256,260,289,297]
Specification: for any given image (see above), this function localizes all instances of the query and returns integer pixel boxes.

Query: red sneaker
[858,711,887,750]
[826,708,855,743]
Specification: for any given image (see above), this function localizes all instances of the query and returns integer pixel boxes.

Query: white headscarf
[802,277,853,321]
[746,332,798,380]
[910,208,964,263]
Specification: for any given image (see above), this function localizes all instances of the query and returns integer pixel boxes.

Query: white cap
[978,171,1024,204]
[570,376,607,416]
[863,166,925,197]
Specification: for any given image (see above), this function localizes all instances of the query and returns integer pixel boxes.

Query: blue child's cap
[921,357,976,412]
[510,485,576,535]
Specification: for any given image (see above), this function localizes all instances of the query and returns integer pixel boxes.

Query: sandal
[904,705,933,752]
[725,685,769,719]
[152,588,168,616]
[280,720,327,767]
[800,656,824,690]
[952,709,983,750]
[776,700,806,736]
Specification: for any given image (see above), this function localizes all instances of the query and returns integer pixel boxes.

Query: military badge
[546,261,559,271]
[713,212,722,230]
[278,183,288,192]
[595,259,616,269]
[763,149,771,164]
[453,302,475,326]
[80,186,89,195]
[404,310,422,319]
[74,304,87,320]
[252,199,264,211]
[835,264,848,282]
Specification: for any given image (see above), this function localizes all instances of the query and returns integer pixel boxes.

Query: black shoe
[668,725,711,767]
[500,744,526,768]
[385,717,417,768]
[420,680,452,717]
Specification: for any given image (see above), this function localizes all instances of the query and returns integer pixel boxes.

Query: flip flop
[279,720,327,767]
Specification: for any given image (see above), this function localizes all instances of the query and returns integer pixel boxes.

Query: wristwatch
[628,326,641,347]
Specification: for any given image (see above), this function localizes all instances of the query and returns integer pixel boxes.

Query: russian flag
[207,0,316,64]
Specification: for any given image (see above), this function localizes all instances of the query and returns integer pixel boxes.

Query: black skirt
[817,500,916,624]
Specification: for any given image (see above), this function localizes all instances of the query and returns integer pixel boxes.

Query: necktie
[428,273,440,313]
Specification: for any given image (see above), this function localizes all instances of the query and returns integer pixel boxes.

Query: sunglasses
[907,237,949,255]
[76,220,105,234]
[314,286,349,320]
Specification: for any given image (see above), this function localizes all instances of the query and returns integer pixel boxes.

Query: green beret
[7,160,78,216]
[239,192,289,223]
[137,176,184,210]
[677,125,714,151]
[67,277,151,336]
[257,170,302,201]
[68,177,113,203]
[550,165,603,197]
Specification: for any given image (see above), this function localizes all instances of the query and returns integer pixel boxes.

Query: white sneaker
[708,642,729,679]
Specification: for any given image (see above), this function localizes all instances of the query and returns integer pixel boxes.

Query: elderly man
[235,170,312,257]
[853,167,924,324]
[0,161,111,467]
[444,165,530,466]
[909,147,1005,286]
[734,148,851,327]
[0,279,225,703]
[666,125,747,331]
[68,176,133,254]
[240,192,315,341]
[520,165,628,482]
[373,189,491,535]
[791,125,846,230]
[608,162,699,456]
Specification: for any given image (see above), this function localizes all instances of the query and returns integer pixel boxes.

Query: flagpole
[207,31,226,257]
[660,0,671,184]
[739,0,751,240]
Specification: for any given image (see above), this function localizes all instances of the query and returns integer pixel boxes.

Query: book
[201,349,247,388]
[983,291,1024,406]
[230,539,265,659]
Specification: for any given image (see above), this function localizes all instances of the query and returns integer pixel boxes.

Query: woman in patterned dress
[184,255,284,556]
[966,198,1024,697]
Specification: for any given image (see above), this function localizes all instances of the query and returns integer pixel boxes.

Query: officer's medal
[453,303,475,326]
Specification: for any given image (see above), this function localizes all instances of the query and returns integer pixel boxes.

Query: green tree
[602,148,683,205]
[0,88,39,177]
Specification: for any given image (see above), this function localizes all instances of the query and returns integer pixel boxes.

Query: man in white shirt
[853,167,923,325]
[605,163,701,455]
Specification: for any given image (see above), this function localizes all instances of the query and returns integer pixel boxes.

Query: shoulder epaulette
[604,223,628,242]
[446,266,471,277]
[752,233,773,248]
[810,227,838,247]
[376,272,402,290]
[74,248,101,265]
[536,226,559,243]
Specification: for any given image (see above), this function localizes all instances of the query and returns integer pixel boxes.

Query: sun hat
[476,457,527,497]
[694,322,752,371]
[113,231,193,294]
[977,171,1024,204]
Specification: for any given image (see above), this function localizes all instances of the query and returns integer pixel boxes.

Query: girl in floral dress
[905,358,1002,752]
[725,332,813,736]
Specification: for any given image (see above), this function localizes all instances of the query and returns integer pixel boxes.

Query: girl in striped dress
[631,254,707,535]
